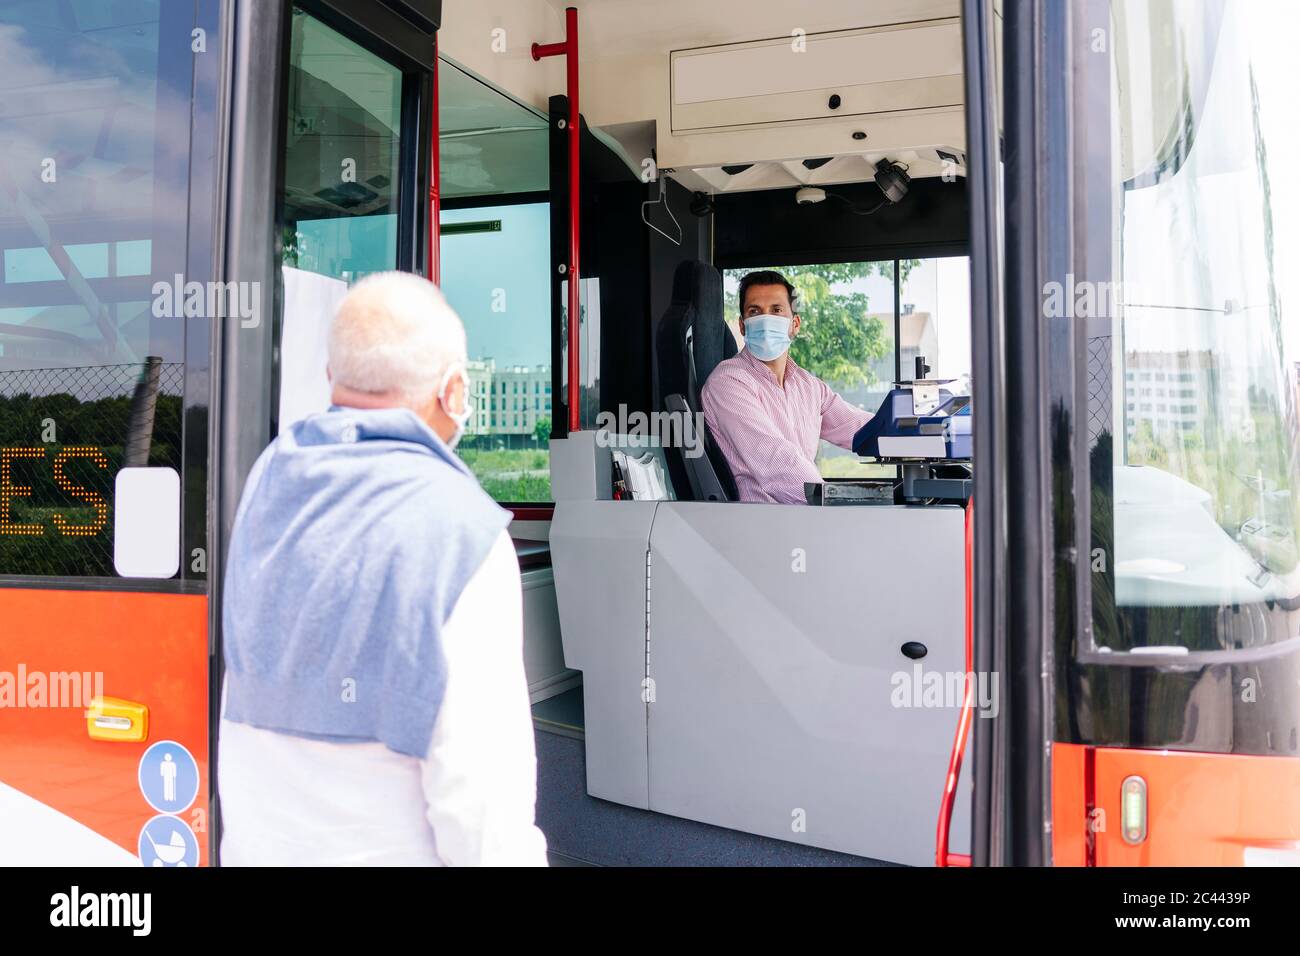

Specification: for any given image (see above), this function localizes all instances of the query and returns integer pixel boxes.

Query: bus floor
[531,687,895,867]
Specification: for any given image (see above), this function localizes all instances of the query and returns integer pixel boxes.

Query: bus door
[0,0,441,866]
[0,0,224,866]
[988,0,1300,865]
[213,0,440,861]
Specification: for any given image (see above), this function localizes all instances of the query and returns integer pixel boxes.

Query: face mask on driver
[438,363,472,449]
[743,314,793,361]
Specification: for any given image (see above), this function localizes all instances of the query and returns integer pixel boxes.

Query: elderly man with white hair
[217,271,548,866]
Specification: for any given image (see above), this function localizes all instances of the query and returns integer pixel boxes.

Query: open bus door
[530,4,976,865]
[0,0,227,866]
[0,0,443,867]
[985,0,1300,865]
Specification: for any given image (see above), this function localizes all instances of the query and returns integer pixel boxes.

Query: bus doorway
[497,1,979,865]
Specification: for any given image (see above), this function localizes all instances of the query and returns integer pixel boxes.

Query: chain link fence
[1086,334,1113,448]
[0,361,184,577]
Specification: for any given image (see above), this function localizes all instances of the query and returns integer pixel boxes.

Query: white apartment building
[1123,350,1250,443]
[465,358,552,438]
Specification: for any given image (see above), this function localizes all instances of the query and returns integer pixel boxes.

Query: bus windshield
[1092,0,1300,650]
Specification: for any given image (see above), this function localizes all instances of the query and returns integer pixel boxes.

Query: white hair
[327,271,467,404]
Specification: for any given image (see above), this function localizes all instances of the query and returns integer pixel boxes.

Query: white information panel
[113,466,181,578]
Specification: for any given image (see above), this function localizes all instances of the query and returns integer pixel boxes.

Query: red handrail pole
[533,7,581,433]
[936,496,975,867]
[565,6,580,432]
[427,36,440,285]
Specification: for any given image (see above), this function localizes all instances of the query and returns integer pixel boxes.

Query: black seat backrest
[654,260,738,501]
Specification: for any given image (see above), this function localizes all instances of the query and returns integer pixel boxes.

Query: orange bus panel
[1053,742,1300,866]
[0,588,209,865]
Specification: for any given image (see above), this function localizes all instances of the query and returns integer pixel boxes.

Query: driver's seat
[654,260,738,502]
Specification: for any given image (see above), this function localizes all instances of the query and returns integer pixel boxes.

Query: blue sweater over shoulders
[221,406,510,757]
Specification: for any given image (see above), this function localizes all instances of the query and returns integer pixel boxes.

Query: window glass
[1089,0,1300,649]
[275,8,404,432]
[725,259,970,480]
[438,59,548,199]
[0,1,206,579]
[898,256,972,392]
[440,203,553,501]
[281,8,402,281]
[724,262,893,479]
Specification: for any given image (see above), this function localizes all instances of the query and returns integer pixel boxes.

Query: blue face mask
[743,314,793,361]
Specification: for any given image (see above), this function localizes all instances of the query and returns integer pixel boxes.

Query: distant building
[1123,350,1250,444]
[465,359,494,436]
[465,358,552,439]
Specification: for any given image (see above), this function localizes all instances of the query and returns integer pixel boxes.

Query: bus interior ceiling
[432,0,977,865]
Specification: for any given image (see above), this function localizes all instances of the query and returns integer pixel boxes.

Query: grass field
[459,447,551,502]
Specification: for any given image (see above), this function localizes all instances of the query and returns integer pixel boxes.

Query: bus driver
[701,270,873,504]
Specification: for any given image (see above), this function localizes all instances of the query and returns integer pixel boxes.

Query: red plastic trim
[508,505,554,522]
[936,497,975,867]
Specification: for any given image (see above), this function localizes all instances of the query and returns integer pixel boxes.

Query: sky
[439,202,552,370]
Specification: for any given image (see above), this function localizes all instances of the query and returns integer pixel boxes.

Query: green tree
[724,260,919,388]
[533,416,552,445]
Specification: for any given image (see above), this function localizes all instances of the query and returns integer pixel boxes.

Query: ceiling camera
[874,159,911,204]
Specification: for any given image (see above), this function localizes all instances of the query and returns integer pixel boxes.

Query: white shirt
[217,531,548,866]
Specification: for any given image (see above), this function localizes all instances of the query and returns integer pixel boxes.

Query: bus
[0,0,1296,867]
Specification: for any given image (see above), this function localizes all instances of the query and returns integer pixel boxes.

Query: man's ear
[738,314,747,336]
[790,314,801,338]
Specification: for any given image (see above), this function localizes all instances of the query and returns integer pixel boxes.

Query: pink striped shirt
[701,347,873,504]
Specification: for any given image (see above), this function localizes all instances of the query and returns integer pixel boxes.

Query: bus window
[724,261,894,480]
[722,257,971,481]
[899,256,972,393]
[279,9,402,281]
[1084,0,1300,658]
[440,202,552,502]
[275,7,405,431]
[436,61,551,504]
[0,0,211,580]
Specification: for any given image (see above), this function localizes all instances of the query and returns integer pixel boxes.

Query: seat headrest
[668,260,732,388]
[670,259,722,315]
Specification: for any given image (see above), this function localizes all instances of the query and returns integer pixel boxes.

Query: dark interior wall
[549,96,712,430]
[713,175,968,269]
[647,176,710,411]
[593,180,653,420]
[595,175,709,420]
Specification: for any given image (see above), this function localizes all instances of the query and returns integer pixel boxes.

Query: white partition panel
[645,501,972,864]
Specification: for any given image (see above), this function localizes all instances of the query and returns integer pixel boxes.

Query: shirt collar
[739,345,799,385]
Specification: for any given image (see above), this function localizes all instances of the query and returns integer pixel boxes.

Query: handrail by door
[532,6,581,433]
[936,496,974,867]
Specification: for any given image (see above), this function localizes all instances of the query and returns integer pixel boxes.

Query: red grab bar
[532,7,581,433]
[935,496,974,867]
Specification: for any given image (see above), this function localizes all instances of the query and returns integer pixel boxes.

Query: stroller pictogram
[144,827,190,866]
